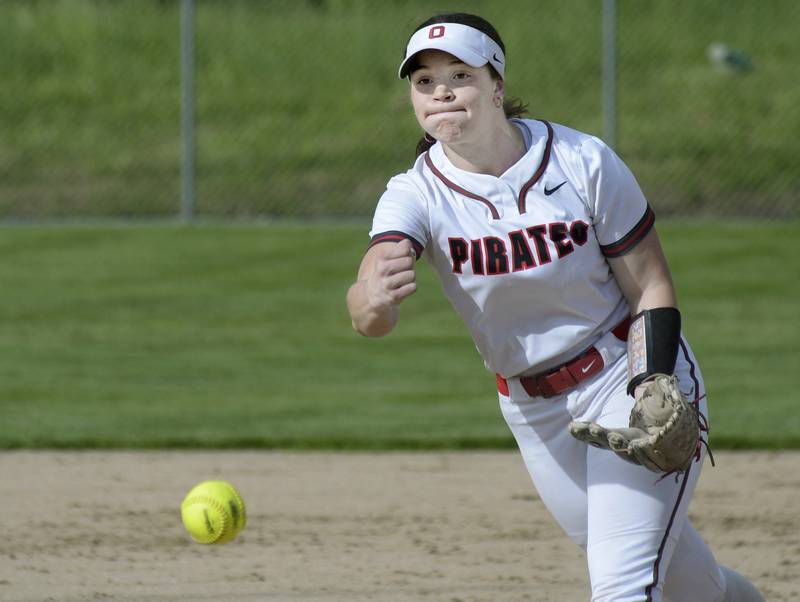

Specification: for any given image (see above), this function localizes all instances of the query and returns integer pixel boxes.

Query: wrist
[626,308,681,396]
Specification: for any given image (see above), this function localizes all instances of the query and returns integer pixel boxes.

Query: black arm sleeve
[626,307,682,396]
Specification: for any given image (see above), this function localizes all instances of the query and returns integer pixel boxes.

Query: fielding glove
[568,374,701,474]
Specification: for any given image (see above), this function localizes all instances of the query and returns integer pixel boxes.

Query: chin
[435,127,462,143]
[430,118,467,142]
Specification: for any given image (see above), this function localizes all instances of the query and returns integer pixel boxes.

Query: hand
[365,240,417,310]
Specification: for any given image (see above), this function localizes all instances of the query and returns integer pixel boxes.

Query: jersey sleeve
[368,174,429,258]
[579,136,655,258]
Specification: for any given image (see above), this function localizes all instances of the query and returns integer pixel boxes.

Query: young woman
[346,12,765,602]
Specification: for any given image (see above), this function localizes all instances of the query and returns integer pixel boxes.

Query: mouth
[426,108,466,118]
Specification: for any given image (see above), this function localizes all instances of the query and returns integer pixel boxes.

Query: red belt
[496,317,630,399]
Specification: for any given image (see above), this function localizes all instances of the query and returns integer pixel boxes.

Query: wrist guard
[626,307,681,396]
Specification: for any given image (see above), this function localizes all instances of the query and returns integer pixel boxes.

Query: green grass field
[0,3,797,452]
[0,221,796,450]
[1,0,798,218]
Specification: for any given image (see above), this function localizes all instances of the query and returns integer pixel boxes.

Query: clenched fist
[365,239,418,309]
[347,239,419,337]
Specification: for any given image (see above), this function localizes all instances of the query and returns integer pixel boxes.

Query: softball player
[346,12,765,602]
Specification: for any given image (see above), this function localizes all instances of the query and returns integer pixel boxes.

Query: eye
[453,71,471,81]
[414,76,433,86]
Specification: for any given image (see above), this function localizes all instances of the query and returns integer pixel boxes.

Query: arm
[607,227,677,314]
[571,227,702,474]
[608,226,681,394]
[346,239,417,337]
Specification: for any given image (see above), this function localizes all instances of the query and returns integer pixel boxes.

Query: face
[409,49,503,145]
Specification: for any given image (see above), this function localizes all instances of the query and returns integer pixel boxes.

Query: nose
[432,84,454,102]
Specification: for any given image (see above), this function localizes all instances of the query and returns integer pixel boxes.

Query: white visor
[398,23,505,80]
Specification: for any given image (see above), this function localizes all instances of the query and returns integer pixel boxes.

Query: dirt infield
[0,451,796,602]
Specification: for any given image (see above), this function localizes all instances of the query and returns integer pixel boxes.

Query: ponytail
[414,132,438,158]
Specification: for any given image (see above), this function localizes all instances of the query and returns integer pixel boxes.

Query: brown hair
[406,13,529,157]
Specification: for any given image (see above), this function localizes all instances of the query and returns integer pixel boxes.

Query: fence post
[602,0,617,150]
[180,0,195,221]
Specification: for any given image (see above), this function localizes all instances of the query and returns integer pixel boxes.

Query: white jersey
[369,119,654,378]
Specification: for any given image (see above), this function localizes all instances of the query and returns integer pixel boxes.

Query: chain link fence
[2,0,798,221]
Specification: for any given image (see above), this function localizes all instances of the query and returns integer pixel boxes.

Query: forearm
[631,277,677,314]
[608,229,684,391]
[346,279,399,337]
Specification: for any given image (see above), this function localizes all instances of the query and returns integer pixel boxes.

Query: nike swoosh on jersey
[580,360,596,374]
[544,181,567,196]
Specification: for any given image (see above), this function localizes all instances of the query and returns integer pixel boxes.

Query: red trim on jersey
[517,120,554,214]
[600,205,655,258]
[368,231,424,259]
[423,120,554,218]
[424,153,500,219]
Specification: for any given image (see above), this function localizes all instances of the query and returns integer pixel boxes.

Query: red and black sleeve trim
[600,205,655,258]
[368,231,424,259]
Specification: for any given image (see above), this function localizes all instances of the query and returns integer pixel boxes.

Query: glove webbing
[656,395,714,483]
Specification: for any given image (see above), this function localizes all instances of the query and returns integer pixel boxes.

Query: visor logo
[429,25,445,39]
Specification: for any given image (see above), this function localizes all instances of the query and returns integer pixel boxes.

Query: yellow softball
[180,480,247,544]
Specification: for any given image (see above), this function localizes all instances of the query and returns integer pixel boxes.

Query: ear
[494,79,505,97]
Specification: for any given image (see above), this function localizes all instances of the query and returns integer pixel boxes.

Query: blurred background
[0,0,797,449]
[2,0,798,221]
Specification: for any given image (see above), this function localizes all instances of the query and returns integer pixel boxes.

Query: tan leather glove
[569,374,700,474]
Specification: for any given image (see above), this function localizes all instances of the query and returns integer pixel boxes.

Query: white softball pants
[499,335,726,602]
